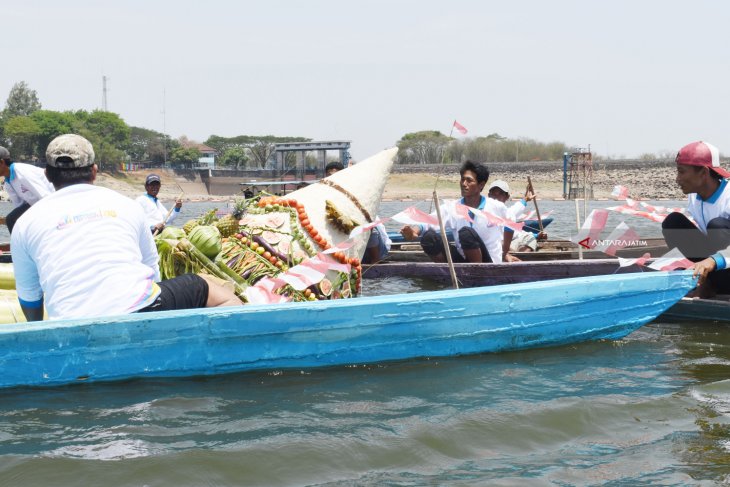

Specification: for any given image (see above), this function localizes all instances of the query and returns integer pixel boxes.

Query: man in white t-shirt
[400,161,506,263]
[135,174,182,234]
[0,146,55,233]
[11,134,241,322]
[662,140,730,296]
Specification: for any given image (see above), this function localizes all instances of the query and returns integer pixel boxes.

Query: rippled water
[2,199,729,486]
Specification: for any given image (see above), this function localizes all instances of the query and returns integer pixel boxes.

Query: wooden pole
[526,176,543,233]
[433,191,459,290]
[152,192,184,237]
[574,198,583,260]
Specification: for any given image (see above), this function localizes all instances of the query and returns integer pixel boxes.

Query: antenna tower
[102,76,109,111]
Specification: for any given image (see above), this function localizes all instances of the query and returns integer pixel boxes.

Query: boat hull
[0,271,695,388]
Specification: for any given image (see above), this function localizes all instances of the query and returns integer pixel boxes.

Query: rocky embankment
[389,160,684,200]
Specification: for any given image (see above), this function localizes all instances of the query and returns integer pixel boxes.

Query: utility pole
[162,88,167,166]
[102,75,108,111]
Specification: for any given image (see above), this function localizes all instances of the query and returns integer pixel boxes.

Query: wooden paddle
[526,176,543,233]
[152,192,184,236]
[433,191,459,290]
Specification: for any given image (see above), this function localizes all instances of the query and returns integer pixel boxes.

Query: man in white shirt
[400,161,506,263]
[12,134,240,322]
[662,141,730,296]
[487,180,535,262]
[136,174,182,234]
[0,146,55,233]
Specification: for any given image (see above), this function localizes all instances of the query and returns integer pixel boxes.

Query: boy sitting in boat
[11,134,241,322]
[662,141,730,297]
[0,146,55,233]
[399,161,508,263]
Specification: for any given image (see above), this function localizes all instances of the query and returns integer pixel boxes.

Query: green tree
[29,110,75,160]
[218,146,249,168]
[169,146,201,167]
[3,116,40,160]
[3,81,41,118]
[82,110,131,149]
[205,134,312,168]
[396,131,452,165]
[129,126,172,163]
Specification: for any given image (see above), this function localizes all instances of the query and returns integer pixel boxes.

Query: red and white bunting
[594,221,640,256]
[321,240,356,254]
[476,207,525,231]
[312,253,351,273]
[349,217,390,239]
[244,278,290,305]
[611,185,630,200]
[454,202,475,223]
[570,209,609,249]
[606,205,666,223]
[391,207,439,227]
[647,248,694,271]
[618,252,652,268]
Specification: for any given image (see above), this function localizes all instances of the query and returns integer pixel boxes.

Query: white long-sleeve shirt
[4,163,55,208]
[135,193,180,230]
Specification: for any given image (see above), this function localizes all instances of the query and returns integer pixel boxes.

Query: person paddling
[11,134,241,322]
[136,174,182,234]
[0,146,55,233]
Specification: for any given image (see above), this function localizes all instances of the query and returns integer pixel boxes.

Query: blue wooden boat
[0,271,695,389]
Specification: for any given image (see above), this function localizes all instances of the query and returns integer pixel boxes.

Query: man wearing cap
[662,140,730,296]
[136,174,182,234]
[487,180,536,261]
[11,134,241,322]
[0,146,55,233]
[400,160,507,263]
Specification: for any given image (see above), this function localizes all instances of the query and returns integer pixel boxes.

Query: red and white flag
[391,206,439,227]
[647,248,694,271]
[571,209,610,249]
[618,252,652,268]
[453,120,468,135]
[477,208,525,232]
[611,185,630,200]
[594,221,640,256]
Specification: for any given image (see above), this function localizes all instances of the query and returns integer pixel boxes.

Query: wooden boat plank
[662,295,730,322]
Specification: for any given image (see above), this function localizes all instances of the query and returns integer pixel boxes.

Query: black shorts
[137,274,209,313]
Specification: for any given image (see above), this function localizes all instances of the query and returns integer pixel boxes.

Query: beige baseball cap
[46,134,95,168]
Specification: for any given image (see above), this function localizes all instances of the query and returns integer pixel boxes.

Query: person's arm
[11,228,45,321]
[139,214,161,281]
[136,196,163,233]
[164,199,182,225]
[400,225,421,241]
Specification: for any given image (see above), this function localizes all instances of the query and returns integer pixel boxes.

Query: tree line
[0,82,311,171]
[0,80,626,172]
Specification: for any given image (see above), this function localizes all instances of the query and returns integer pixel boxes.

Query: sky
[3,0,730,161]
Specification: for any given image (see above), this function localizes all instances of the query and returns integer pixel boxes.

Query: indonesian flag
[618,252,652,268]
[453,120,468,135]
[476,207,525,232]
[348,218,390,239]
[611,185,630,200]
[391,206,439,227]
[244,277,290,304]
[454,202,476,223]
[594,221,640,256]
[571,209,610,249]
[647,248,694,271]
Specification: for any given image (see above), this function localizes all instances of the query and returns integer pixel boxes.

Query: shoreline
[95,164,686,204]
